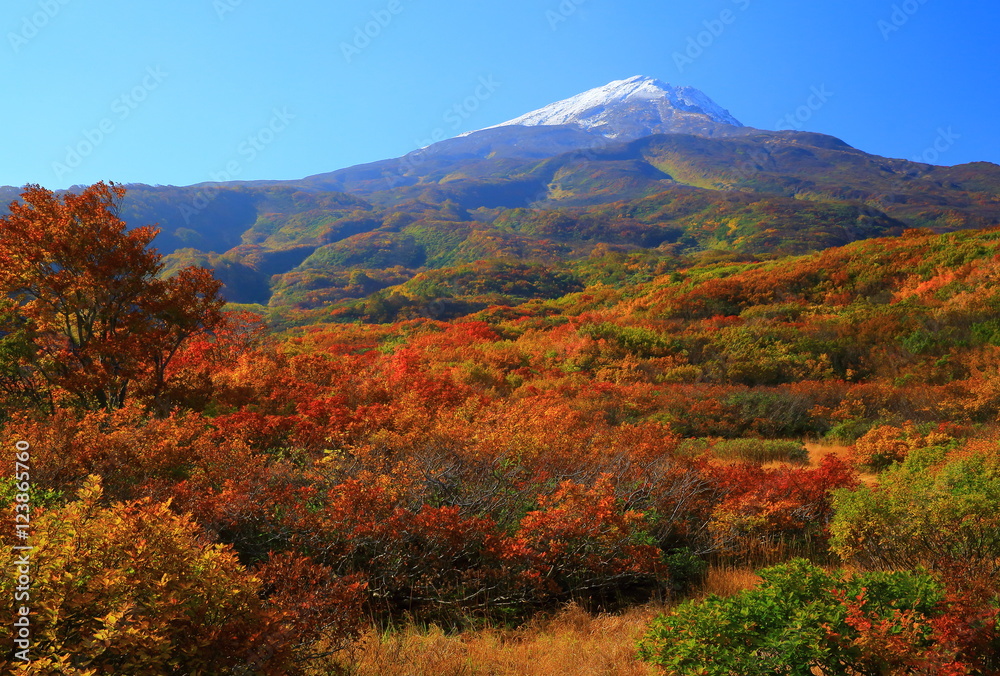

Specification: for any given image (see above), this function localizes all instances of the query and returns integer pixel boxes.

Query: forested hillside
[6,126,996,323]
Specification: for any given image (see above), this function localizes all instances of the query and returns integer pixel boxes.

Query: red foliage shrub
[709,455,859,557]
[512,476,665,605]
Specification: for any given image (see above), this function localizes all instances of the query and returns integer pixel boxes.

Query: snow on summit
[481,76,743,140]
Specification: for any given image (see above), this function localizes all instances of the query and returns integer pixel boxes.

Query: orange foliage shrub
[850,423,958,471]
[286,475,512,622]
[0,406,213,501]
[850,424,913,471]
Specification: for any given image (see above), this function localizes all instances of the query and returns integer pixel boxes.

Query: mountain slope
[112,128,1000,312]
[298,76,749,193]
[4,77,1000,317]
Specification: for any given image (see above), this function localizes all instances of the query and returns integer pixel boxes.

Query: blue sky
[3,0,998,189]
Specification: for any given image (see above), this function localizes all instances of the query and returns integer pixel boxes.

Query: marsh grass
[710,438,809,464]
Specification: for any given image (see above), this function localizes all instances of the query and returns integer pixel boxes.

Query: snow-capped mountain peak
[477,75,743,140]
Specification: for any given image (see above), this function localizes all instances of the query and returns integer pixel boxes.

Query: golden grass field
[318,563,767,675]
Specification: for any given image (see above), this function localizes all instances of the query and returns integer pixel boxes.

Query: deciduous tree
[0,182,225,413]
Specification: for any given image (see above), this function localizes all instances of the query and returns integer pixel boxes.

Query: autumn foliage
[3,184,1000,672]
[0,475,362,675]
[0,182,224,414]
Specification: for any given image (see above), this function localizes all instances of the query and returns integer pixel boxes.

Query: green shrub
[825,418,876,444]
[637,559,945,675]
[579,322,673,357]
[721,390,821,437]
[661,547,708,593]
[674,437,712,458]
[831,445,1000,575]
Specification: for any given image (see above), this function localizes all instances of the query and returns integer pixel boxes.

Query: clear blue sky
[4,0,998,190]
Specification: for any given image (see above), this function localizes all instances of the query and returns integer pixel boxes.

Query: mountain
[297,76,750,193]
[477,75,745,140]
[4,77,1000,319]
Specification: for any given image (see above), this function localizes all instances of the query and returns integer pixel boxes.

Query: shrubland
[2,184,999,674]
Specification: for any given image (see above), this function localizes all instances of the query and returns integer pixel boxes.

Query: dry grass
[315,566,769,676]
[804,442,879,486]
[700,563,762,598]
[315,603,665,676]
[710,438,809,465]
[803,442,852,465]
[755,441,849,470]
